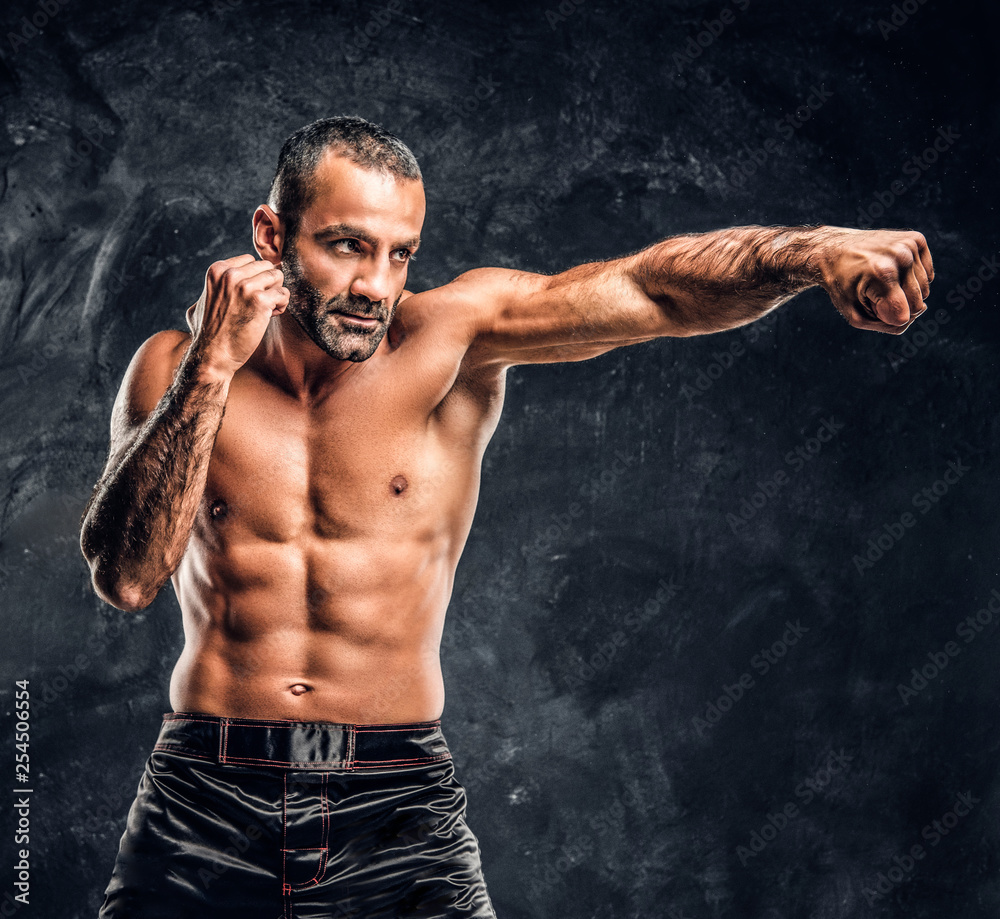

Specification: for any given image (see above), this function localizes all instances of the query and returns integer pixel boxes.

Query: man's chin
[321,327,387,363]
[342,347,378,363]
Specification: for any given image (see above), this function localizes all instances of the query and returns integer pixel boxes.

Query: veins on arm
[457,224,830,369]
[628,225,826,335]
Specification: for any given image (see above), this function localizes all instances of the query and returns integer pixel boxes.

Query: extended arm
[80,255,289,611]
[459,224,933,366]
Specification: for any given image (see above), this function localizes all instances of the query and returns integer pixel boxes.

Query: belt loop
[346,724,356,769]
[219,718,229,764]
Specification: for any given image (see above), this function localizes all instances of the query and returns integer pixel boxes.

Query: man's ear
[252,205,284,264]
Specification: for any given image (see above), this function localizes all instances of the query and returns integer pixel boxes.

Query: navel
[289,683,312,696]
[390,474,408,495]
[209,498,228,520]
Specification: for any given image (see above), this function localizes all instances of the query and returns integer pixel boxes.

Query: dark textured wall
[1,0,997,916]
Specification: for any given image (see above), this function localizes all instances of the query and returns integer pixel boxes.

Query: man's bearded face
[280,238,400,363]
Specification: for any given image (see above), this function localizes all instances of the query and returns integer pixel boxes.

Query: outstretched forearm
[626,224,827,335]
[81,344,229,611]
[447,223,931,368]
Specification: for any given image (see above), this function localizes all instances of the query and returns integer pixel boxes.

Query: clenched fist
[186,255,290,376]
[814,227,934,335]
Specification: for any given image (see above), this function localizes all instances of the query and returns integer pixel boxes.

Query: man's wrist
[182,341,235,392]
[773,225,833,286]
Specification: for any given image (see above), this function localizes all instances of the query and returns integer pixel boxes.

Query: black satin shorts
[98,713,497,919]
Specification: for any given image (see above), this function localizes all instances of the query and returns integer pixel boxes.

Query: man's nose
[350,257,392,305]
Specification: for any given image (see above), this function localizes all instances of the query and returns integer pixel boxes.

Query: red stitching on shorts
[351,754,452,769]
[282,772,289,898]
[226,717,342,727]
[322,771,329,849]
[158,715,446,770]
[152,752,449,768]
[281,848,329,891]
[305,849,328,890]
[152,746,450,769]
[295,774,330,889]
[165,713,441,727]
[354,721,442,732]
[212,754,350,767]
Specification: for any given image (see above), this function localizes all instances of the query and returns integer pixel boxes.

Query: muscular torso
[168,290,506,724]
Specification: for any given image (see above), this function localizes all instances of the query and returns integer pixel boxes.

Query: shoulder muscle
[109,330,191,446]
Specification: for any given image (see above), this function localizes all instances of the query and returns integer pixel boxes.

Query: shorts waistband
[153,712,452,770]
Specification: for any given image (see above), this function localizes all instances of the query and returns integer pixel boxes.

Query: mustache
[326,294,386,319]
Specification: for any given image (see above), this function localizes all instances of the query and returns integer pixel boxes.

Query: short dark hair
[267,115,422,242]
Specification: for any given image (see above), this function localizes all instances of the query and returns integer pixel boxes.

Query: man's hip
[99,713,496,919]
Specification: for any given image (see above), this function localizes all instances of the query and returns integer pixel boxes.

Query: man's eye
[331,239,360,253]
[392,249,414,263]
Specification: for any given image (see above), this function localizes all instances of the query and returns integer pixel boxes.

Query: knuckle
[872,262,898,286]
[892,244,914,266]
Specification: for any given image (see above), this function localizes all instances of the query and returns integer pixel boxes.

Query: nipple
[289,683,311,696]
[390,475,408,495]
[209,498,228,520]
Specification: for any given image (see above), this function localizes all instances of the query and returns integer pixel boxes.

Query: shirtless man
[80,116,933,918]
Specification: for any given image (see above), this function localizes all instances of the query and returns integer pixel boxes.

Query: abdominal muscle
[167,527,458,725]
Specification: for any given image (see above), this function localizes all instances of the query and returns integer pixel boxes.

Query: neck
[252,313,368,399]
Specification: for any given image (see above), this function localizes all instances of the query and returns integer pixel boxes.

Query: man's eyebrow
[314,223,421,250]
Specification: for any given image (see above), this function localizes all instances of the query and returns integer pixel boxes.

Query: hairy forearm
[81,345,229,610]
[626,224,828,334]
